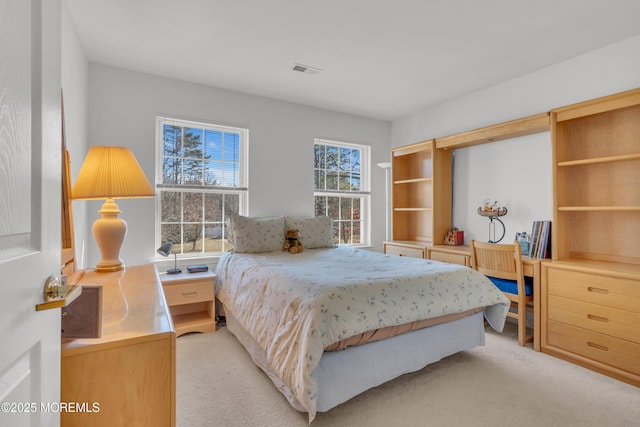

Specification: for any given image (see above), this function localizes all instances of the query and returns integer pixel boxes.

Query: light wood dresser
[61,264,176,426]
[541,261,640,386]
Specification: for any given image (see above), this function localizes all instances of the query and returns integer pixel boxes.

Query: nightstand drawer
[384,244,425,258]
[548,295,640,343]
[547,320,640,376]
[163,281,213,305]
[547,268,640,313]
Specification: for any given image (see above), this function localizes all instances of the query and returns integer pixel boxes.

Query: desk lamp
[72,146,155,272]
[157,241,182,274]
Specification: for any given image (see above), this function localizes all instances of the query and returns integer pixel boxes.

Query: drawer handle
[182,291,198,297]
[587,341,609,352]
[587,314,609,323]
[587,287,609,295]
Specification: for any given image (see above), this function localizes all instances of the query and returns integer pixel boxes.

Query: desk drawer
[163,281,213,305]
[384,244,425,258]
[548,295,640,343]
[547,268,640,313]
[429,250,468,266]
[547,320,640,376]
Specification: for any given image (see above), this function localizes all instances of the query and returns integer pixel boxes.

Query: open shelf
[557,153,640,167]
[557,206,640,211]
[394,207,433,212]
[551,88,640,265]
[388,139,451,250]
[394,177,433,184]
[172,311,215,335]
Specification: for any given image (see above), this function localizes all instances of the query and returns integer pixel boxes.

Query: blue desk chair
[470,240,534,346]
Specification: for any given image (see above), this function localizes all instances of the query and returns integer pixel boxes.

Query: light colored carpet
[176,321,640,427]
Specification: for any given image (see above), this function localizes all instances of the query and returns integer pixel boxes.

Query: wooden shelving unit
[385,89,640,374]
[541,88,640,387]
[551,88,640,265]
[384,140,451,257]
[385,112,550,259]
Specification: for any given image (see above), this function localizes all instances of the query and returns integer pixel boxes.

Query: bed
[215,215,510,422]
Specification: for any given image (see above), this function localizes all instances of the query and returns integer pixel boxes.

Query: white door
[0,0,62,426]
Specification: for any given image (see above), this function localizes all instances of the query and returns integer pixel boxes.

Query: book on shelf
[528,220,551,259]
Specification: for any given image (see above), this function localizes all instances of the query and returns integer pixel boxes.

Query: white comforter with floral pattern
[215,246,510,421]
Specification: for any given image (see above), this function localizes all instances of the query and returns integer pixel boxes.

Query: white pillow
[284,216,335,249]
[227,215,285,253]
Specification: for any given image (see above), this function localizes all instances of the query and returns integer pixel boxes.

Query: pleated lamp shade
[72,146,155,272]
[72,146,155,200]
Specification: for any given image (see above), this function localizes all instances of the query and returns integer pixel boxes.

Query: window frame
[313,138,371,246]
[154,116,249,258]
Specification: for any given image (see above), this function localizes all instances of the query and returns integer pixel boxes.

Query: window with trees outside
[156,117,248,256]
[314,139,370,246]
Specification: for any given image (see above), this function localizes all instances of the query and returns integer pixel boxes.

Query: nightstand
[159,269,216,336]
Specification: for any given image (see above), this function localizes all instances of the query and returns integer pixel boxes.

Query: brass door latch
[35,275,82,311]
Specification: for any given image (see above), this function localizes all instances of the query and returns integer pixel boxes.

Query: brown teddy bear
[283,229,304,254]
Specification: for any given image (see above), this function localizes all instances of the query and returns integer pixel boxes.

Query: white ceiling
[66,0,640,121]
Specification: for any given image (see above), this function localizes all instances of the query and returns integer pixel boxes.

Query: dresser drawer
[384,244,425,258]
[547,268,640,313]
[548,295,640,343]
[547,320,640,376]
[163,281,213,305]
[429,250,469,266]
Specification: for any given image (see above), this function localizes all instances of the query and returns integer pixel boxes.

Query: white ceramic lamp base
[93,198,127,272]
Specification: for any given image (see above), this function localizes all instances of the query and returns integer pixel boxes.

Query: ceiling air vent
[292,63,322,75]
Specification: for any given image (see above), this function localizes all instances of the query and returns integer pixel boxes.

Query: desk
[427,245,542,351]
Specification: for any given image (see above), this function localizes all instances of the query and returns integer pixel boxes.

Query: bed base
[224,306,485,413]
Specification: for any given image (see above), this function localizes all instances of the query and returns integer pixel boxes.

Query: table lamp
[72,146,155,272]
[157,241,182,274]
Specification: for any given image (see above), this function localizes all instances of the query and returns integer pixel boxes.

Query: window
[156,117,248,256]
[314,139,370,246]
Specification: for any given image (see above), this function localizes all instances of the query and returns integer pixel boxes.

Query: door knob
[35,274,82,311]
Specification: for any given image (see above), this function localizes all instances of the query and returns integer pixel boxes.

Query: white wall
[61,1,90,268]
[391,35,640,244]
[86,65,391,267]
[64,21,640,267]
